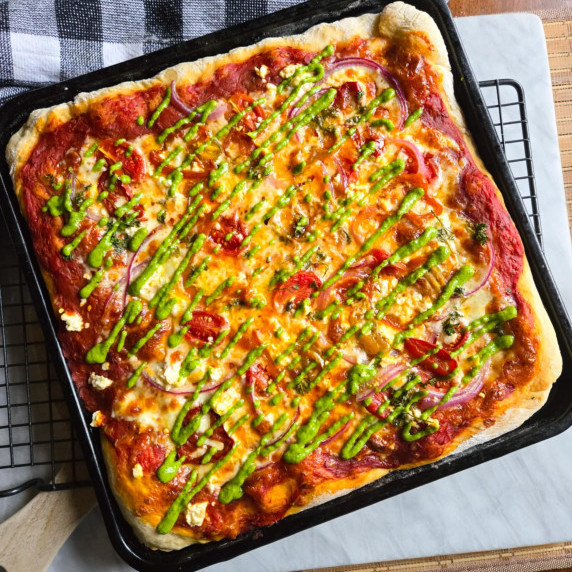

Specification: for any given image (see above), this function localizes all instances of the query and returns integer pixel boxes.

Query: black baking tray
[1,0,571,570]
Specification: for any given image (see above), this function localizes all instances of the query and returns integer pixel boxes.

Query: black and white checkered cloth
[0,0,303,106]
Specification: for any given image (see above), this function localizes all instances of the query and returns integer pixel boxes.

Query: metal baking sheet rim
[0,0,571,570]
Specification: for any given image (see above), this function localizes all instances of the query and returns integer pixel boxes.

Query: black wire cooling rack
[0,79,544,496]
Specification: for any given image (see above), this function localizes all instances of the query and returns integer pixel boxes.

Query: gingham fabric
[0,0,303,106]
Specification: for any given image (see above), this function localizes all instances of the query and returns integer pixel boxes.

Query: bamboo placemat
[537,8,572,234]
[297,10,572,572]
[297,541,572,572]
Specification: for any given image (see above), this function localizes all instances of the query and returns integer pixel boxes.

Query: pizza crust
[6,1,562,551]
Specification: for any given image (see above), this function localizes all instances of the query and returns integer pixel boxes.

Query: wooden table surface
[449,0,572,234]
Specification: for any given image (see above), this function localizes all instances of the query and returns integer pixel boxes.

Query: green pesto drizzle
[369,159,405,194]
[404,107,423,128]
[126,362,146,389]
[153,145,182,177]
[247,46,333,138]
[209,161,228,187]
[183,100,217,142]
[79,269,104,299]
[156,445,238,534]
[129,194,203,296]
[61,198,95,237]
[128,227,148,251]
[371,118,394,131]
[393,264,475,347]
[463,334,514,383]
[127,323,162,357]
[353,141,377,169]
[220,318,254,359]
[171,345,267,446]
[196,400,244,447]
[452,306,517,357]
[84,141,99,157]
[341,376,426,458]
[375,246,450,317]
[147,85,171,128]
[151,234,206,320]
[205,277,235,306]
[156,449,187,483]
[167,289,204,348]
[219,413,296,504]
[86,300,142,364]
[116,329,127,352]
[87,193,143,268]
[61,230,87,257]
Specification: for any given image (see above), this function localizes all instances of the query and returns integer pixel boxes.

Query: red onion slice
[420,361,490,411]
[170,80,193,114]
[207,101,229,122]
[320,419,351,447]
[123,227,158,308]
[288,88,329,142]
[387,138,431,179]
[142,371,224,396]
[325,57,407,128]
[462,228,495,297]
[263,408,300,448]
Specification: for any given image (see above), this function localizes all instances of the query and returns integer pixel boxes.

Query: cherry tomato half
[184,310,227,344]
[209,215,248,255]
[273,271,322,310]
[404,337,457,377]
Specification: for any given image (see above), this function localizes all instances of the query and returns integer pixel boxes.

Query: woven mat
[298,9,572,572]
[297,541,572,572]
[537,8,572,234]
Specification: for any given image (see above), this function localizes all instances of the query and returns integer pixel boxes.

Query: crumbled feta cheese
[255,64,269,79]
[443,332,458,346]
[90,411,104,427]
[266,83,277,91]
[185,501,209,527]
[280,64,298,78]
[163,362,181,386]
[61,311,84,332]
[88,372,114,391]
[212,385,241,416]
[132,463,143,479]
[101,362,110,371]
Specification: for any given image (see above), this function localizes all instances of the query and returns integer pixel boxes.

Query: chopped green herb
[443,310,461,336]
[293,215,309,238]
[473,222,489,246]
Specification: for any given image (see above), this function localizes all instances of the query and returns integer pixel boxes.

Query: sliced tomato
[334,81,367,113]
[273,271,322,310]
[228,93,266,132]
[423,152,439,182]
[97,139,145,182]
[442,328,469,352]
[245,363,274,395]
[184,310,228,344]
[404,337,457,377]
[365,391,390,419]
[350,248,406,279]
[208,214,248,255]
